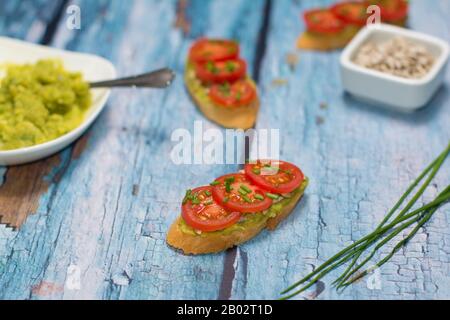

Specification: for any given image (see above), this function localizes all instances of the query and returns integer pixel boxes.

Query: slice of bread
[298,20,407,51]
[166,182,307,255]
[297,28,359,51]
[184,65,259,130]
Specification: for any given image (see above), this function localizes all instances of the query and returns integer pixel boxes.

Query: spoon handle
[90,68,176,89]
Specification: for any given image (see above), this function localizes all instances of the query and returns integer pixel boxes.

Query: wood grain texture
[0,0,66,43]
[0,156,60,228]
[238,0,450,300]
[0,0,450,300]
[0,0,266,300]
[0,0,69,254]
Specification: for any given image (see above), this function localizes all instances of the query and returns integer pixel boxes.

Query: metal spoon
[89,68,176,89]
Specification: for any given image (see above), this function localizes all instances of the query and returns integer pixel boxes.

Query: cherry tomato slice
[304,8,346,34]
[195,59,247,84]
[182,186,241,232]
[367,0,408,22]
[331,1,368,26]
[245,160,305,194]
[211,174,273,213]
[209,80,256,108]
[189,38,240,63]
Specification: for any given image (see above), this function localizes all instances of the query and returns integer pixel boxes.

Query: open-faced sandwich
[298,0,409,51]
[167,160,308,255]
[184,38,259,129]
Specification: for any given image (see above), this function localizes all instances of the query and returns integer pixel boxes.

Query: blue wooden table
[0,0,449,300]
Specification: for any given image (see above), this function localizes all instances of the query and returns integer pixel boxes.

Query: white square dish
[340,24,449,111]
[0,37,116,166]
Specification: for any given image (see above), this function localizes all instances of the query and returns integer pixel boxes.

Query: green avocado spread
[185,62,210,104]
[179,178,309,237]
[305,25,359,41]
[0,59,92,151]
[185,62,255,108]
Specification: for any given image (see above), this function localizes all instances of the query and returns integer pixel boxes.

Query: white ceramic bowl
[340,24,449,111]
[0,37,116,166]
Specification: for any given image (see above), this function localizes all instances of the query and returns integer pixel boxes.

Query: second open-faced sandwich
[298,0,409,51]
[184,38,259,129]
[167,160,308,255]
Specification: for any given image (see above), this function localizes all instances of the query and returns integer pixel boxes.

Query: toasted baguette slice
[184,64,259,130]
[298,21,407,51]
[167,180,307,255]
[297,27,359,51]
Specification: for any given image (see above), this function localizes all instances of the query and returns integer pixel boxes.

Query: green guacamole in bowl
[0,59,92,151]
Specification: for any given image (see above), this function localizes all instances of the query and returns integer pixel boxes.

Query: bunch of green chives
[281,142,450,300]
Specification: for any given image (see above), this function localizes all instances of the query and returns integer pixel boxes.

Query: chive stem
[335,147,450,287]
[252,168,261,175]
[266,193,279,200]
[281,142,450,299]
[238,188,248,196]
[254,194,265,201]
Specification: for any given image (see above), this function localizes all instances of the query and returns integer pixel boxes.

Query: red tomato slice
[367,0,408,22]
[245,160,305,194]
[189,38,240,63]
[195,59,247,84]
[182,186,241,232]
[209,80,256,108]
[211,173,273,213]
[304,8,347,34]
[331,1,368,26]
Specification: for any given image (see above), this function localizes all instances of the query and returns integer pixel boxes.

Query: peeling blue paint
[0,0,449,300]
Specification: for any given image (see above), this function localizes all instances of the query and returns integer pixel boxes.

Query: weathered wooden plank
[0,0,68,276]
[0,0,67,226]
[0,0,138,299]
[0,0,66,42]
[0,0,266,300]
[0,157,61,228]
[1,0,450,301]
[230,0,450,300]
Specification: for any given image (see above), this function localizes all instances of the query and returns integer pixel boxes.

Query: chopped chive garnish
[238,188,248,196]
[226,61,236,72]
[240,184,252,193]
[206,61,218,74]
[210,181,220,186]
[263,165,291,176]
[219,82,231,96]
[205,190,212,196]
[225,177,236,184]
[266,193,279,200]
[224,177,235,193]
[252,168,261,175]
[242,195,252,203]
[182,189,192,204]
[191,198,201,205]
[204,200,213,206]
[254,194,265,201]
